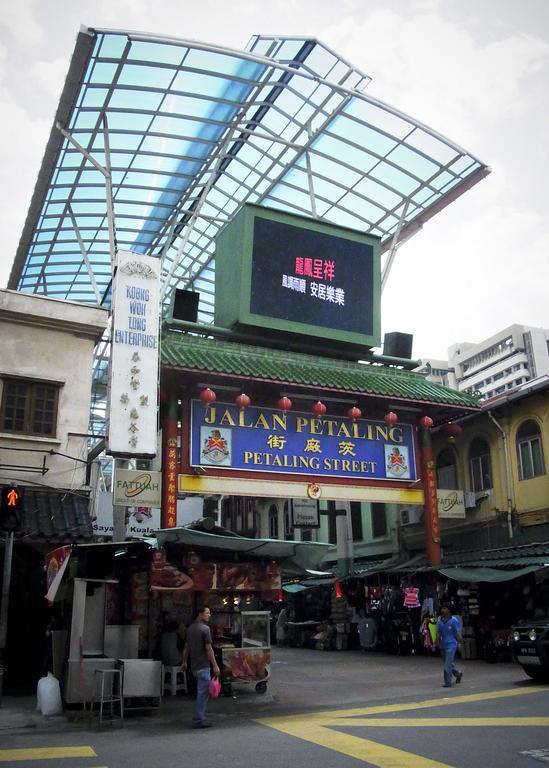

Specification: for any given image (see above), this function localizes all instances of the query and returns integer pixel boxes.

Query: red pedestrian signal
[5,487,21,507]
[1,485,23,532]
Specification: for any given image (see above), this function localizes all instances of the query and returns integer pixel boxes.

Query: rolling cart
[217,611,271,695]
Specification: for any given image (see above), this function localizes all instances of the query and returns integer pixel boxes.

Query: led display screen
[250,217,375,335]
[214,205,381,347]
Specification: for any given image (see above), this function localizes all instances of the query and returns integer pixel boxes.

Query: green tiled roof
[161,332,480,413]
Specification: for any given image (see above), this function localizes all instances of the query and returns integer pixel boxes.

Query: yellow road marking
[258,686,549,768]
[332,716,549,727]
[0,746,96,762]
[261,684,545,726]
[267,720,453,768]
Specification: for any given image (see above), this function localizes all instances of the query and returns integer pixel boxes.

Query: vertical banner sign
[425,459,440,543]
[165,437,178,528]
[107,250,160,457]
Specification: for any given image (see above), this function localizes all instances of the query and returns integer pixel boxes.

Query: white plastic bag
[36,673,63,716]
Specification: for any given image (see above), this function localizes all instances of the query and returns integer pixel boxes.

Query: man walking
[436,604,463,688]
[182,606,220,728]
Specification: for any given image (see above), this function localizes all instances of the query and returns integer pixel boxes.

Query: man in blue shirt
[436,605,463,688]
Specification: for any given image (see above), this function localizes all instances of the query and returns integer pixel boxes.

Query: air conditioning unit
[464,492,476,509]
[400,508,423,526]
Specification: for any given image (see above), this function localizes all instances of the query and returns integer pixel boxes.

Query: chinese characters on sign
[248,215,379,341]
[282,257,345,305]
[165,437,178,528]
[107,250,160,457]
[191,401,417,482]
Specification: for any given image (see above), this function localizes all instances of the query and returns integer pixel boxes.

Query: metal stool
[163,665,187,696]
[92,668,123,726]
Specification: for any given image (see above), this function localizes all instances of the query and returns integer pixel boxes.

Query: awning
[22,488,92,541]
[438,565,547,583]
[155,526,331,572]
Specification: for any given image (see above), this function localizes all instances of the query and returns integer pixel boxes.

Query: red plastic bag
[208,676,221,698]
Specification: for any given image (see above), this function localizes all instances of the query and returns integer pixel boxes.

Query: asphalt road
[2,648,549,768]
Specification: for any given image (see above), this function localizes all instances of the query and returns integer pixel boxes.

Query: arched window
[436,448,458,489]
[516,420,545,480]
[268,504,279,539]
[469,437,492,492]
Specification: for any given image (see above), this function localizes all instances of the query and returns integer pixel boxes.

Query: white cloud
[324,3,549,144]
[0,0,44,46]
[29,56,69,102]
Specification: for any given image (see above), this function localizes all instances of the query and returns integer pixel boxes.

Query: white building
[0,289,107,537]
[417,324,549,401]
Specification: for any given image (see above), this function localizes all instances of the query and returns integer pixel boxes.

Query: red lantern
[419,415,433,430]
[384,411,398,426]
[440,422,462,439]
[312,400,327,417]
[347,406,362,421]
[235,393,251,409]
[199,387,216,405]
[277,396,292,412]
[277,589,284,603]
[334,580,343,599]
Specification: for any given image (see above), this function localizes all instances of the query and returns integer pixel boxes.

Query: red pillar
[419,425,441,566]
[179,397,190,474]
[161,392,178,528]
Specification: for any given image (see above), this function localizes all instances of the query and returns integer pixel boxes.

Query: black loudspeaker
[171,289,200,322]
[383,332,413,359]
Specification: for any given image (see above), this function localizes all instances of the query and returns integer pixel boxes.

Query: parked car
[511,621,549,681]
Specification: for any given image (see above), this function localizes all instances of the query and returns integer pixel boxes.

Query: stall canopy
[438,566,547,583]
[356,542,549,583]
[155,526,331,573]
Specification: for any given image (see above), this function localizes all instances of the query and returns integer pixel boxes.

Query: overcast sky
[1,0,547,360]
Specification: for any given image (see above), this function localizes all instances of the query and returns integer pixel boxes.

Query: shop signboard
[92,492,201,538]
[215,204,381,348]
[216,562,281,591]
[107,249,160,457]
[437,489,466,519]
[149,552,281,592]
[113,469,162,508]
[190,401,417,482]
[291,498,320,528]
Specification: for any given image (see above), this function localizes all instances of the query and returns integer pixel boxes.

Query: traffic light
[1,484,23,532]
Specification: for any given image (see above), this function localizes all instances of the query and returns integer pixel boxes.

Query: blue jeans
[193,667,211,723]
[441,646,460,685]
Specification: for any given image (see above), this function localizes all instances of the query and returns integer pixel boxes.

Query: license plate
[517,655,541,665]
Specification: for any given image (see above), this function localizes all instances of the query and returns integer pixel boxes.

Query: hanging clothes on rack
[403,585,420,609]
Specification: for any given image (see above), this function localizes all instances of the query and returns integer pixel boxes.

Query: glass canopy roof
[8,28,488,438]
[10,27,488,319]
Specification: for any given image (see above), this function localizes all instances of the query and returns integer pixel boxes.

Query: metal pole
[112,459,129,541]
[0,532,15,706]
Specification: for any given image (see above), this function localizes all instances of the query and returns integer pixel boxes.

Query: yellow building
[402,377,549,553]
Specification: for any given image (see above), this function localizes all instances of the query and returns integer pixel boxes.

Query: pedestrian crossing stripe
[0,746,96,762]
[257,686,548,768]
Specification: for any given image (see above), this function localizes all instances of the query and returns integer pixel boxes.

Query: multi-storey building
[417,324,549,401]
[0,289,107,690]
